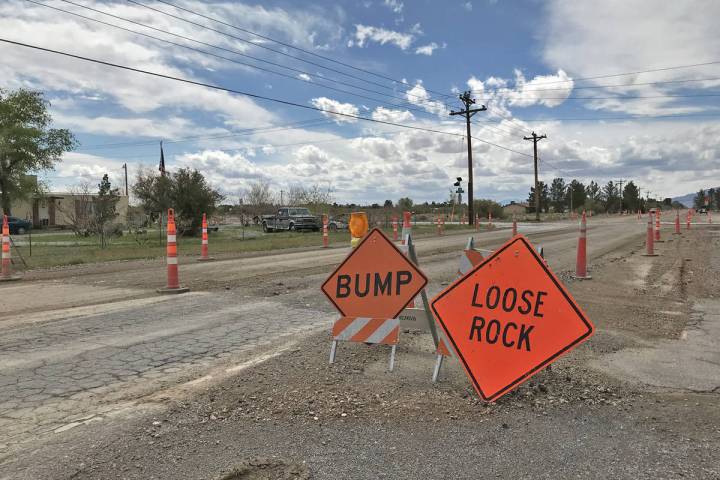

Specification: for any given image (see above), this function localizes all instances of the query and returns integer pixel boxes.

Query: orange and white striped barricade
[157,209,189,294]
[401,211,412,245]
[198,213,214,261]
[330,316,400,370]
[686,211,691,230]
[391,216,399,242]
[322,214,329,248]
[1,215,20,282]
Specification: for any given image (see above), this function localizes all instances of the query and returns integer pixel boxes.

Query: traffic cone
[488,211,493,228]
[512,214,517,236]
[322,214,329,248]
[197,213,214,261]
[158,208,189,294]
[686,211,691,230]
[643,210,658,257]
[440,215,445,235]
[401,211,412,245]
[392,216,399,242]
[436,216,442,236]
[573,210,591,279]
[654,208,663,242]
[674,210,681,235]
[1,215,20,282]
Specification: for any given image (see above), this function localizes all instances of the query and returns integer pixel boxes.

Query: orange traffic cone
[198,213,214,261]
[686,211,691,230]
[488,211,493,228]
[392,216,399,242]
[673,210,681,235]
[1,215,20,282]
[512,214,517,236]
[322,214,329,248]
[654,208,662,242]
[436,216,442,236]
[573,210,591,279]
[643,210,658,257]
[401,211,412,245]
[158,209,189,294]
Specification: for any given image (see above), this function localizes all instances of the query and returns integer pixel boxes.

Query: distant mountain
[672,187,720,208]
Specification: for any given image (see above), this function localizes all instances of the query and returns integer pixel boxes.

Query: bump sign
[322,228,428,319]
[431,235,594,401]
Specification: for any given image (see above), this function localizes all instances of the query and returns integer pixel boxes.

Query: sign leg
[329,340,338,364]
[388,345,397,372]
[432,354,444,383]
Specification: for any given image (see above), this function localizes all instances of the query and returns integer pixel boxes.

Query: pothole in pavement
[214,458,309,480]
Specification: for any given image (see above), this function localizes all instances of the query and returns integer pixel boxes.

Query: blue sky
[1,0,719,204]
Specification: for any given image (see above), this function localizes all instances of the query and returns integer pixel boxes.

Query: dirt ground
[7,221,719,479]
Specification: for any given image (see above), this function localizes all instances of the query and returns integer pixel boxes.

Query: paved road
[0,215,645,460]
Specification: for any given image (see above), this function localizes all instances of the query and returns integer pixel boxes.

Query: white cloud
[310,97,360,124]
[350,24,416,50]
[298,73,312,81]
[542,0,720,114]
[383,0,404,13]
[404,82,448,116]
[371,106,415,123]
[462,2,473,11]
[415,42,446,56]
[508,69,574,108]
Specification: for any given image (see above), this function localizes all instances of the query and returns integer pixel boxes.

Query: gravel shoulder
[5,223,719,479]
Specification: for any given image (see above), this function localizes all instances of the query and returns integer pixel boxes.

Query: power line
[0,37,531,157]
[42,0,441,113]
[76,118,333,150]
[145,0,452,99]
[125,0,447,103]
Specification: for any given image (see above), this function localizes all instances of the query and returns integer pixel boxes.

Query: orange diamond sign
[322,228,428,319]
[431,236,594,401]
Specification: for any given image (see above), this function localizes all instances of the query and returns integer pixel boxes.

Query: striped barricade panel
[332,317,399,345]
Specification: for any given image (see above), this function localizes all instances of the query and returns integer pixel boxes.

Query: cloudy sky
[1,0,719,204]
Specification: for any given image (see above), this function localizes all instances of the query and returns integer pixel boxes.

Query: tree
[473,199,504,219]
[383,199,393,208]
[132,167,173,216]
[623,181,640,212]
[94,174,121,247]
[585,181,601,201]
[714,188,720,211]
[397,197,413,211]
[133,168,222,235]
[527,181,549,213]
[0,88,77,214]
[706,188,716,209]
[567,180,586,213]
[602,181,620,213]
[549,177,566,212]
[171,168,224,235]
[245,179,274,207]
[693,189,706,209]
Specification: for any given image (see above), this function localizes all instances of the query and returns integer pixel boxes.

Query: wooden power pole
[524,132,547,221]
[450,91,486,226]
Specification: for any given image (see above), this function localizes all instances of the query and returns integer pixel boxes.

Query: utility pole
[122,163,128,196]
[280,190,284,205]
[523,132,547,221]
[450,91,486,226]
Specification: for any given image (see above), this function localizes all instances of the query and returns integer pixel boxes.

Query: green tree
[527,181,549,213]
[693,189,706,209]
[549,177,566,212]
[94,174,120,247]
[602,181,620,212]
[623,181,640,212]
[397,197,413,212]
[0,88,76,214]
[707,188,716,209]
[473,199,504,219]
[133,168,222,235]
[566,179,586,213]
[383,199,393,208]
[585,181,601,201]
[714,188,720,211]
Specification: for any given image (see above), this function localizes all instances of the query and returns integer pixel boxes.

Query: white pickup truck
[261,207,320,232]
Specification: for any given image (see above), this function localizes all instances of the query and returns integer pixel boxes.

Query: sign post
[431,235,594,401]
